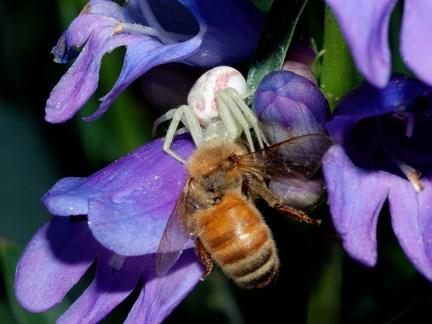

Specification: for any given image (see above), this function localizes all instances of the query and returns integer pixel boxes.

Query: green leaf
[0,240,70,324]
[251,0,274,13]
[306,232,343,324]
[247,0,310,90]
[56,0,87,28]
[0,299,16,324]
[319,6,358,111]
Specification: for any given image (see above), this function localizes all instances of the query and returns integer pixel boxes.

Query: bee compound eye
[206,185,216,193]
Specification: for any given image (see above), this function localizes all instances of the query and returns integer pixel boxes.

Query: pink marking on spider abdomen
[187,66,247,126]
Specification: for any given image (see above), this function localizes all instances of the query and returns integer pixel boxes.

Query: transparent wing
[238,134,333,179]
[155,179,194,276]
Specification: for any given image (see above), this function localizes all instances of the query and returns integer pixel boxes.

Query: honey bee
[155,134,333,289]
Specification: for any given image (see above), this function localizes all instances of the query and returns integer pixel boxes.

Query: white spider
[153,66,268,163]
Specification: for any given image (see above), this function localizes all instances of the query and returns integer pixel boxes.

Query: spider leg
[156,105,205,163]
[181,105,205,147]
[152,108,177,137]
[226,87,269,149]
[175,127,189,135]
[215,92,241,143]
[216,89,255,152]
[162,105,190,163]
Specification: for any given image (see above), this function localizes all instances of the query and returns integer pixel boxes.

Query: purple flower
[254,71,330,141]
[325,0,432,88]
[15,135,205,322]
[253,71,331,211]
[282,42,318,84]
[46,0,263,123]
[322,74,432,280]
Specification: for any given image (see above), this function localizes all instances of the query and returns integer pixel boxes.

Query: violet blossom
[253,70,331,212]
[46,0,263,123]
[15,69,333,321]
[322,74,432,280]
[325,0,432,88]
[15,135,204,322]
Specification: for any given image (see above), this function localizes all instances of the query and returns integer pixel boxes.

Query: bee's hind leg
[194,238,213,281]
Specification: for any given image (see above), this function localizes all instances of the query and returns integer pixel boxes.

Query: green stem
[306,8,354,323]
[307,231,343,324]
[319,6,357,112]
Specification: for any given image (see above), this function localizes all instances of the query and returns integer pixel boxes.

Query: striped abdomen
[194,191,279,288]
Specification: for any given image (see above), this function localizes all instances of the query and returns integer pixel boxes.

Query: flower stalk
[320,6,357,111]
[307,231,343,324]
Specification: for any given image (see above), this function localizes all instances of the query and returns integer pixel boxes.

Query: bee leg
[245,175,321,225]
[194,238,214,280]
[274,204,322,225]
[241,179,249,196]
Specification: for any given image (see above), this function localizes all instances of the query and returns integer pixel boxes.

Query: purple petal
[46,23,123,123]
[43,136,195,256]
[87,139,194,256]
[325,0,397,87]
[282,60,317,84]
[15,218,100,312]
[87,194,193,256]
[254,71,330,212]
[268,177,326,213]
[180,0,264,66]
[42,177,88,216]
[330,74,432,123]
[285,42,317,67]
[125,250,203,323]
[400,0,432,86]
[389,177,432,280]
[254,71,330,143]
[322,145,392,266]
[57,253,144,323]
[86,36,202,121]
[46,0,263,123]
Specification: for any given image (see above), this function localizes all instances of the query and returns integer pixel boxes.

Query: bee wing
[239,134,333,179]
[155,179,194,276]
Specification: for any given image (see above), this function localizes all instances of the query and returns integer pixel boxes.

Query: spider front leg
[216,88,268,152]
[228,88,269,148]
[154,105,205,163]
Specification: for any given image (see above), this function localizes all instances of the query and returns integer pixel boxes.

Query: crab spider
[153,66,268,163]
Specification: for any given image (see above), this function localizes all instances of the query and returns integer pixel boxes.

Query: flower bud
[254,70,330,212]
[254,70,329,143]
